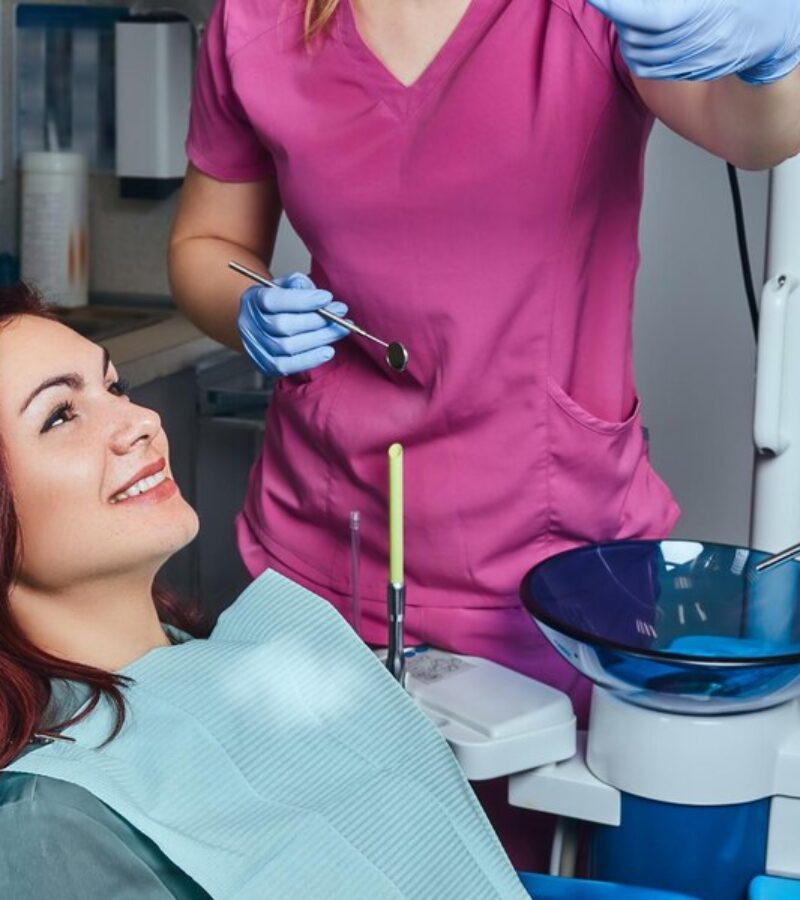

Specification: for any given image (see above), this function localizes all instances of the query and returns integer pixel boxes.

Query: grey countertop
[92,297,232,387]
[98,308,227,387]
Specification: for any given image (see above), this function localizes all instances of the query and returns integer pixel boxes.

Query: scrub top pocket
[545,376,679,546]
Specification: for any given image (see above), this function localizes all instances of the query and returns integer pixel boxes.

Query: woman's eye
[108,378,130,398]
[41,401,76,434]
[39,380,129,433]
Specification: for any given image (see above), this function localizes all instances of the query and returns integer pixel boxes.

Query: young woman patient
[0,284,528,899]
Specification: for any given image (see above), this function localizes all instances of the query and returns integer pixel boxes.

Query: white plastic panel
[767,797,800,879]
[509,732,621,826]
[402,650,577,781]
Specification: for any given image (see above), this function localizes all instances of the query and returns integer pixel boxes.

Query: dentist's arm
[168,165,348,376]
[588,0,800,170]
[632,70,800,171]
[168,164,281,351]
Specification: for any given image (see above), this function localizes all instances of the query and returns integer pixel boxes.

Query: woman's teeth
[110,470,167,504]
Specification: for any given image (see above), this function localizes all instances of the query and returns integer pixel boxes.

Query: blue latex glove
[587,0,800,84]
[237,273,349,378]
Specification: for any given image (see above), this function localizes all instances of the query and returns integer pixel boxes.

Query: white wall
[635,123,769,547]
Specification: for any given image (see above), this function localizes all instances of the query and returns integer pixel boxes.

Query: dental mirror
[229,261,409,373]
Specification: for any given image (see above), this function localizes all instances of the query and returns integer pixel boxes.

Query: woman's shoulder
[0,769,100,815]
[0,771,210,899]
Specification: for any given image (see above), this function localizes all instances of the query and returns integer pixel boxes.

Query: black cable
[726,162,760,337]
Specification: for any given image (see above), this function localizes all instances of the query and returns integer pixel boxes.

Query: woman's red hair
[0,283,208,767]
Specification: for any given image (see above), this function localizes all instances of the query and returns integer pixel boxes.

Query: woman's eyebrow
[19,347,111,415]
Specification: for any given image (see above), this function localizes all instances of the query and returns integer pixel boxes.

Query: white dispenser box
[115,18,193,197]
[20,151,89,308]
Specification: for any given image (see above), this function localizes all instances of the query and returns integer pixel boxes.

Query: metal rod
[755,540,800,573]
[350,511,361,638]
[31,732,76,745]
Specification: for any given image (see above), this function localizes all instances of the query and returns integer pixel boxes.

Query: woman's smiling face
[0,314,199,591]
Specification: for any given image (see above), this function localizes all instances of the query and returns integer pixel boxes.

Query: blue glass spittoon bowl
[521,540,800,715]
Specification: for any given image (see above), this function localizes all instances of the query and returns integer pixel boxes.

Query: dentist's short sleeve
[186,0,276,181]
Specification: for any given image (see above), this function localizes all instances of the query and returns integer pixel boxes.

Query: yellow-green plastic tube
[388,443,404,585]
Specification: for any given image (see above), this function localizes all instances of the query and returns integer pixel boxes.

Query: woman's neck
[10,574,170,672]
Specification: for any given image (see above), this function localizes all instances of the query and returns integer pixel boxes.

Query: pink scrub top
[187,0,680,720]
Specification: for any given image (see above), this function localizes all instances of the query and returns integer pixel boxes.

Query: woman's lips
[110,458,167,500]
[111,477,178,506]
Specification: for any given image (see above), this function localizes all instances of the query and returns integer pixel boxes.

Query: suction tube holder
[386,582,406,684]
[754,273,799,456]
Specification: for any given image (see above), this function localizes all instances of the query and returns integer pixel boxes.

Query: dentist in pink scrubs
[169,0,800,867]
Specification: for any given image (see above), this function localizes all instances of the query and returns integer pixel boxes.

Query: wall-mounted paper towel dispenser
[115,16,193,199]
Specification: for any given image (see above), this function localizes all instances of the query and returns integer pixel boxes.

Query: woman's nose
[109,403,162,454]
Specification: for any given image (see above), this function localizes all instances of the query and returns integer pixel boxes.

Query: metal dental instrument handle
[350,511,361,638]
[228,261,409,372]
[386,582,406,684]
[31,731,76,745]
[755,540,800,573]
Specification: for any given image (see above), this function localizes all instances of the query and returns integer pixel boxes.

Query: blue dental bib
[7,571,526,899]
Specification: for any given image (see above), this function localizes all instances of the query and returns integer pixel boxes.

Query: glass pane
[15,5,126,170]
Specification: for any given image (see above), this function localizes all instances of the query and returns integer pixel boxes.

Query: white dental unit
[402,154,800,900]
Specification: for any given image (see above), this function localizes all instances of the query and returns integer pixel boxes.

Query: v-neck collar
[337,0,499,117]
